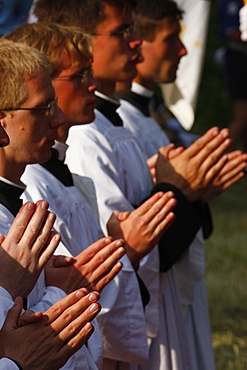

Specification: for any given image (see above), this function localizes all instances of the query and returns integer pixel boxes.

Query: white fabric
[117,99,170,160]
[21,161,148,366]
[117,96,215,370]
[240,4,247,41]
[67,116,160,343]
[0,205,92,370]
[66,111,160,343]
[0,358,19,370]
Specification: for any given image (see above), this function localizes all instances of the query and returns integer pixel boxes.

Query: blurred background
[194,2,247,369]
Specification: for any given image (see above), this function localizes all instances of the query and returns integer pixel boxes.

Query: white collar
[131,82,154,98]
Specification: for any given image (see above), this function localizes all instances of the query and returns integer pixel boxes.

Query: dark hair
[34,0,136,33]
[135,0,183,41]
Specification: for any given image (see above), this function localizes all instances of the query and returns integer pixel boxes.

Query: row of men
[0,0,246,369]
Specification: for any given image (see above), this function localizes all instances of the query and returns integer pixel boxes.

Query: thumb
[116,210,131,221]
[52,254,76,268]
[4,297,23,329]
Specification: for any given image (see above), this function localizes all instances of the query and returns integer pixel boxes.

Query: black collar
[41,149,74,187]
[0,180,24,216]
[116,90,151,117]
[96,95,123,127]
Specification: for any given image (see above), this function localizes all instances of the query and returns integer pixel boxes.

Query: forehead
[24,69,55,104]
[154,17,181,40]
[96,3,133,31]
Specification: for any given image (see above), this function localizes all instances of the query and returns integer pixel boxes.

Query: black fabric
[96,95,123,126]
[0,180,23,216]
[193,201,213,240]
[150,183,202,272]
[135,272,150,308]
[41,148,74,187]
[116,91,151,117]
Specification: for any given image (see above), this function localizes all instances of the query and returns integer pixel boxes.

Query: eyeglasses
[92,23,136,40]
[54,66,93,83]
[3,97,58,117]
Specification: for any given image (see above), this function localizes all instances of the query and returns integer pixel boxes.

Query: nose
[129,29,142,50]
[88,74,99,92]
[178,39,187,58]
[0,124,9,147]
[50,105,67,128]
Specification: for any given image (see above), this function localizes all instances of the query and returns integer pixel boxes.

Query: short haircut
[135,0,183,41]
[0,38,51,110]
[33,0,136,33]
[5,23,93,78]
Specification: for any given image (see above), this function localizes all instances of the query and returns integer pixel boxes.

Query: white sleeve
[0,358,19,370]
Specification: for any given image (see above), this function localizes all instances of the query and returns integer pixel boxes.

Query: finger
[132,191,171,217]
[3,202,36,244]
[183,127,223,160]
[52,254,76,267]
[50,291,100,333]
[134,192,175,222]
[96,261,123,291]
[198,137,232,180]
[18,310,43,327]
[3,297,24,330]
[19,201,50,248]
[58,300,101,342]
[218,155,247,179]
[75,237,114,265]
[151,211,176,240]
[38,233,62,268]
[0,234,5,244]
[218,172,245,191]
[158,143,176,159]
[31,211,57,254]
[147,196,177,231]
[79,239,125,277]
[203,154,228,184]
[115,210,131,221]
[58,322,94,359]
[168,146,184,159]
[44,288,89,324]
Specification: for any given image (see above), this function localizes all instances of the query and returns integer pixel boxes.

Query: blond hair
[0,38,51,109]
[5,23,93,78]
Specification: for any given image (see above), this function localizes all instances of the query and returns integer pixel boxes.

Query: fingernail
[88,292,98,302]
[27,202,34,210]
[41,201,48,209]
[84,322,92,331]
[117,246,125,254]
[116,240,124,247]
[76,290,85,299]
[89,303,99,312]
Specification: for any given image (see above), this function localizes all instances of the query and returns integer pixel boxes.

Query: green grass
[194,3,247,369]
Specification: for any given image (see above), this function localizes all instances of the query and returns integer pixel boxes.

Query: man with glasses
[0,39,103,370]
[6,21,181,370]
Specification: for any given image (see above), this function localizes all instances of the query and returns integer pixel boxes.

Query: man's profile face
[2,69,66,165]
[52,53,98,128]
[137,17,187,84]
[92,3,143,86]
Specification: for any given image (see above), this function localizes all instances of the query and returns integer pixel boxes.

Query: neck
[0,158,25,186]
[133,74,155,91]
[96,79,116,98]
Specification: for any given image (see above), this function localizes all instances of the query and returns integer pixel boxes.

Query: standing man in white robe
[0,38,124,370]
[116,1,247,368]
[7,22,179,370]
